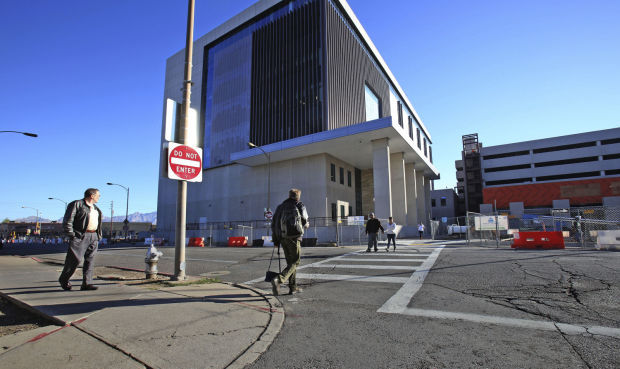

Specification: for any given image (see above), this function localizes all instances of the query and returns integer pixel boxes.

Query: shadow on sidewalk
[34,293,265,316]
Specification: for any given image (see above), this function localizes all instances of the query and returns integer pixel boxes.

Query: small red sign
[168,143,202,182]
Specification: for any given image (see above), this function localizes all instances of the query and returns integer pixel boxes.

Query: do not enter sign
[167,142,203,182]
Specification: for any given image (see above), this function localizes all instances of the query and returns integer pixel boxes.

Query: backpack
[279,201,304,239]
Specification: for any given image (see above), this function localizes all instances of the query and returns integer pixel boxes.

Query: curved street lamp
[0,131,38,137]
[48,197,68,208]
[106,182,129,239]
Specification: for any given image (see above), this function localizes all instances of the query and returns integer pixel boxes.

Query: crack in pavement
[554,322,593,369]
[137,325,265,341]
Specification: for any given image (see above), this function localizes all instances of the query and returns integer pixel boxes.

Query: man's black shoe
[59,279,72,291]
[365,249,371,253]
[80,284,98,291]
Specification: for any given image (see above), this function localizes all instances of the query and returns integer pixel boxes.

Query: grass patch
[159,277,220,287]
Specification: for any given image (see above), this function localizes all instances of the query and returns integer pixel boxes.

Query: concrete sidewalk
[0,256,283,369]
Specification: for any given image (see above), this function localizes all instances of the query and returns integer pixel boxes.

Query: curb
[225,282,284,369]
[0,292,66,327]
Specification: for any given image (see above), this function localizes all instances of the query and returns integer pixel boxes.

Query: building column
[415,170,425,226]
[424,176,432,227]
[405,163,418,227]
[390,152,407,224]
[372,138,392,220]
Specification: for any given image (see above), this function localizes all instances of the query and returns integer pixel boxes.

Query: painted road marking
[378,246,445,313]
[245,248,436,284]
[295,273,410,284]
[396,308,620,339]
[338,258,426,262]
[309,264,417,271]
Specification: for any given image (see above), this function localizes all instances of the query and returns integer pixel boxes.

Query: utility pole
[174,0,195,281]
[110,201,114,241]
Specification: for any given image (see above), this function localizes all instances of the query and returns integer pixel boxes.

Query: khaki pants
[278,238,301,287]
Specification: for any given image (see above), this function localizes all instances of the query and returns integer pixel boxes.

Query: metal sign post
[173,0,195,281]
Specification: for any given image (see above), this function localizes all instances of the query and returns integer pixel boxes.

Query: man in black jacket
[270,188,309,296]
[365,212,384,252]
[58,188,103,291]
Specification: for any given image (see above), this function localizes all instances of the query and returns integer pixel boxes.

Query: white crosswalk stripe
[244,246,443,288]
[294,273,410,283]
[338,257,426,262]
[310,264,417,271]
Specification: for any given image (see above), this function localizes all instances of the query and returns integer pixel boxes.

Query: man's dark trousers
[59,232,99,285]
[278,238,301,288]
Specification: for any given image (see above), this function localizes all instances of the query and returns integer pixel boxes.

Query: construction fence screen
[461,206,620,248]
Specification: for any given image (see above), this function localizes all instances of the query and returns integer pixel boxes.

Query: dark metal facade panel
[325,0,390,130]
[249,0,323,147]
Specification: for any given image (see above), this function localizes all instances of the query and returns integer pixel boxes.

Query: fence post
[466,212,470,246]
[209,225,213,247]
[495,214,499,248]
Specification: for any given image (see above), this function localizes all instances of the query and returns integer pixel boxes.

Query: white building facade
[157,0,439,240]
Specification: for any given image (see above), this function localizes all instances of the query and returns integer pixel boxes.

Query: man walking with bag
[270,188,309,296]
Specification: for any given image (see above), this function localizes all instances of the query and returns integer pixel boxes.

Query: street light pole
[48,197,68,209]
[0,131,38,137]
[248,142,271,235]
[106,182,129,239]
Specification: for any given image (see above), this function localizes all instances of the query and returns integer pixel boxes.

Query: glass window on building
[331,163,336,182]
[331,203,337,221]
[397,101,403,127]
[408,116,413,139]
[416,128,421,149]
[441,198,446,206]
[364,85,380,121]
[424,138,427,157]
[431,199,436,207]
[347,170,352,187]
[339,167,344,184]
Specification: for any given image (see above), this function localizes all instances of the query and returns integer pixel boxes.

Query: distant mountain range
[8,211,157,225]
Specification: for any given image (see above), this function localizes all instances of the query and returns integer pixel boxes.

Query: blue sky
[1,0,618,221]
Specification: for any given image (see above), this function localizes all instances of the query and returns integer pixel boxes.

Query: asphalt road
[2,240,619,368]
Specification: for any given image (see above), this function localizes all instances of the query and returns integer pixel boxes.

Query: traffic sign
[167,142,203,182]
[264,210,273,220]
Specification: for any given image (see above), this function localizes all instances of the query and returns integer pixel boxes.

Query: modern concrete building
[456,128,620,211]
[157,0,439,238]
[430,188,458,221]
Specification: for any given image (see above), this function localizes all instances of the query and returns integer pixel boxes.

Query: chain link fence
[462,206,620,248]
[154,216,395,247]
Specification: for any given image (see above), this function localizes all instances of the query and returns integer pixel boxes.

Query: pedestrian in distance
[58,188,103,291]
[385,216,397,252]
[270,188,309,296]
[418,223,425,240]
[365,212,384,252]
